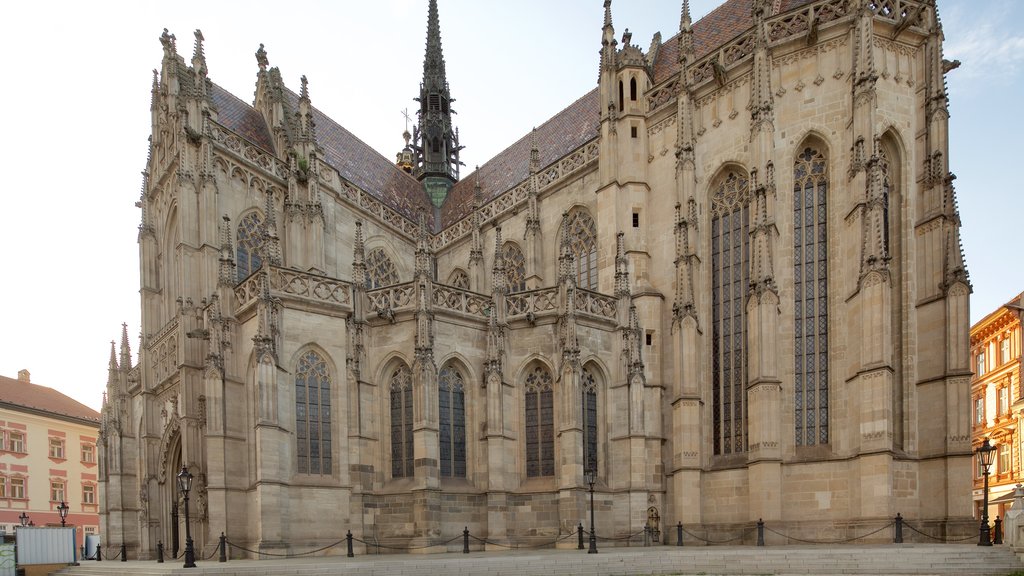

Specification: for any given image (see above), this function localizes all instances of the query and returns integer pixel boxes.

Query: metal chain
[680,526,755,544]
[468,530,576,550]
[351,534,463,552]
[763,522,893,544]
[902,522,978,543]
[225,536,347,558]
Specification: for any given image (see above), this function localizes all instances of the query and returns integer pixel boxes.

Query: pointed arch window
[448,269,470,290]
[525,366,554,477]
[439,365,467,478]
[296,350,332,475]
[629,77,638,101]
[793,147,829,446]
[565,210,598,290]
[236,211,264,281]
[582,367,598,473]
[390,365,414,478]
[710,170,750,456]
[366,248,399,289]
[503,243,527,293]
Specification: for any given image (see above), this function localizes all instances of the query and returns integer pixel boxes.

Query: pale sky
[0,0,1020,412]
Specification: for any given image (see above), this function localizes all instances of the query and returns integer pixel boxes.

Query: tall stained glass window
[793,147,829,446]
[390,365,414,478]
[236,211,264,281]
[366,248,399,289]
[296,350,331,474]
[582,368,598,473]
[565,210,598,290]
[525,366,554,477]
[439,365,467,477]
[503,243,527,293]
[711,170,749,455]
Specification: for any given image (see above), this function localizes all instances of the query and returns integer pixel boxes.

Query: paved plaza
[53,544,1024,576]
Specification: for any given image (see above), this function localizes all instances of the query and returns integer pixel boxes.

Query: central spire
[414,0,463,207]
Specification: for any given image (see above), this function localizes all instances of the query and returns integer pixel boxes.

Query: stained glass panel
[711,170,749,455]
[793,147,829,445]
[236,211,264,281]
[439,365,466,478]
[366,248,399,289]
[525,366,554,477]
[296,350,331,475]
[390,365,414,477]
[503,243,527,293]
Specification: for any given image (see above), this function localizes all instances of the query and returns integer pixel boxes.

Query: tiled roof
[211,84,276,152]
[440,89,600,228]
[293,91,432,223]
[652,0,817,84]
[0,375,100,424]
[210,81,430,224]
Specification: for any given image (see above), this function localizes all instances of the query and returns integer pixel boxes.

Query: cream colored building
[100,0,974,557]
[970,293,1023,521]
[0,370,101,548]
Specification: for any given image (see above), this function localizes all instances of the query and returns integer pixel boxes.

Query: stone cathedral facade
[99,0,975,557]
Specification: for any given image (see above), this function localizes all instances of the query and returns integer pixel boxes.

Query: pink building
[0,370,100,549]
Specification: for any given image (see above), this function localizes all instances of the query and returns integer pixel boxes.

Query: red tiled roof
[211,83,276,152]
[652,0,817,84]
[0,375,100,424]
[440,89,600,228]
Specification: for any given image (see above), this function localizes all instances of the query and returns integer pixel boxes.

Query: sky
[0,0,1020,412]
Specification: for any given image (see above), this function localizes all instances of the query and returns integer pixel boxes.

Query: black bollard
[157,541,164,563]
[578,523,584,550]
[96,545,102,562]
[463,527,470,553]
[219,532,227,562]
[346,530,354,558]
[677,521,683,546]
[757,519,765,546]
[121,543,127,562]
[80,545,85,560]
[894,513,903,544]
[995,516,1003,545]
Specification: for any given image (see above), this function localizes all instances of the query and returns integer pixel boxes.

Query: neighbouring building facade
[99,0,974,558]
[0,371,101,549]
[971,293,1024,520]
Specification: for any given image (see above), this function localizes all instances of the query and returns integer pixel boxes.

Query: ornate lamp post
[585,469,598,554]
[18,513,29,527]
[177,465,197,568]
[978,438,997,546]
[57,501,69,527]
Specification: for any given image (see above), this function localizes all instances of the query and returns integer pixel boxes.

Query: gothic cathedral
[99,0,974,556]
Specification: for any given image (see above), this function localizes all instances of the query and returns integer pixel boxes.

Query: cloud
[943,1,1024,80]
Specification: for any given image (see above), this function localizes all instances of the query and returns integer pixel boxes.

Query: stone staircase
[53,544,1024,576]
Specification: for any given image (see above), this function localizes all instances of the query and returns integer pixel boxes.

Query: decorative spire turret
[119,323,132,372]
[679,0,694,64]
[296,75,317,143]
[352,220,367,290]
[492,226,506,296]
[218,215,236,287]
[413,0,463,204]
[261,190,282,266]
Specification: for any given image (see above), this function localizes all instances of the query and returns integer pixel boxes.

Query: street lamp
[177,464,197,568]
[57,501,69,527]
[584,468,598,554]
[978,438,997,546]
[18,513,29,527]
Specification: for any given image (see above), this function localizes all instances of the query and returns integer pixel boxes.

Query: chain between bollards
[347,530,354,557]
[757,519,765,546]
[894,513,903,543]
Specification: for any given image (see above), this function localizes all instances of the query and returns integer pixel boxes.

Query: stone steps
[53,544,1024,576]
